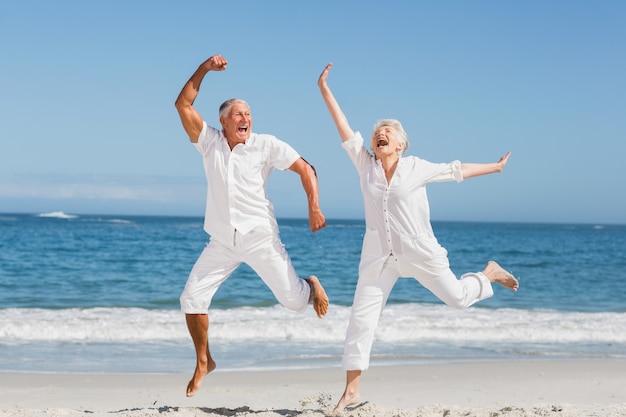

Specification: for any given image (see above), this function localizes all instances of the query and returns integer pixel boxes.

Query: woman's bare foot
[186,357,216,397]
[306,275,329,318]
[327,370,362,416]
[327,392,362,416]
[483,260,519,291]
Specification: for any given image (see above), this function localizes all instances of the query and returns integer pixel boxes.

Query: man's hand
[309,208,326,233]
[203,54,228,71]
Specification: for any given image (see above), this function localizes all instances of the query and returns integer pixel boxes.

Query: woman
[317,62,519,415]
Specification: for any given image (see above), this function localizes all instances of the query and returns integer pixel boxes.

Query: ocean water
[0,212,625,374]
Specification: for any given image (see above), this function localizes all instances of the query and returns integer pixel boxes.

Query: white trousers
[180,227,310,314]
[342,253,494,371]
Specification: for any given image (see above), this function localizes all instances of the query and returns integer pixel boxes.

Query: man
[175,54,329,397]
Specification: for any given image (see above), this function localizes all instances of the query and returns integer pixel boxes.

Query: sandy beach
[1,360,625,417]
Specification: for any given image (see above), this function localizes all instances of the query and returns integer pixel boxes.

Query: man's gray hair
[219,98,249,118]
[372,119,410,155]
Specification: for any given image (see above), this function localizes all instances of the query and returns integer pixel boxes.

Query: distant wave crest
[36,211,78,219]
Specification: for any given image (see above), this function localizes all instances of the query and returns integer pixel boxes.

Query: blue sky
[1,1,624,224]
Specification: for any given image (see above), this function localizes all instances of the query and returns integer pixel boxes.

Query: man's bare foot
[186,358,216,397]
[327,392,362,416]
[306,275,329,318]
[483,260,519,291]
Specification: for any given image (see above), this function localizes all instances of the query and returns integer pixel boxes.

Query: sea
[1,212,625,374]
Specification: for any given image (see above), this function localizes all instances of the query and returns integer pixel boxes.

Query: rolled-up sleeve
[416,158,464,184]
[450,160,464,182]
[342,132,373,174]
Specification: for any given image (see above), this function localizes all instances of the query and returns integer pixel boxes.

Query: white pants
[342,253,493,371]
[180,227,311,314]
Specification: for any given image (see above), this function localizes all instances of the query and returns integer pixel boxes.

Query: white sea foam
[108,218,133,224]
[35,211,77,219]
[1,304,624,373]
[1,304,624,345]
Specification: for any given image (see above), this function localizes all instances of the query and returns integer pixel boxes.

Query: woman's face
[371,125,404,158]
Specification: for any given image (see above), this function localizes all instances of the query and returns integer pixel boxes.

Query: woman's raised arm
[318,63,355,142]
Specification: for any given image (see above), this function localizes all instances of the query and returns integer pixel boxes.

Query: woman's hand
[318,62,333,90]
[495,151,511,173]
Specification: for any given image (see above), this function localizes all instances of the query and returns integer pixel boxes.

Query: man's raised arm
[175,54,228,143]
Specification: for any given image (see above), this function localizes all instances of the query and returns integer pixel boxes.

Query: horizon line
[1,211,624,227]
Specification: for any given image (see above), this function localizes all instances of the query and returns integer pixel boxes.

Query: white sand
[1,360,625,416]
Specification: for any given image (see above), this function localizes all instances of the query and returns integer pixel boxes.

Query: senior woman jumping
[317,62,519,415]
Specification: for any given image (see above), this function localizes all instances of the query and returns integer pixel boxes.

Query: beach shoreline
[1,359,624,417]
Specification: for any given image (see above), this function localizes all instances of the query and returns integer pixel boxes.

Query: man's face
[221,102,252,147]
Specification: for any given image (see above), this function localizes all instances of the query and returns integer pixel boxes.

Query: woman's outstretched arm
[318,63,355,142]
[461,152,511,179]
